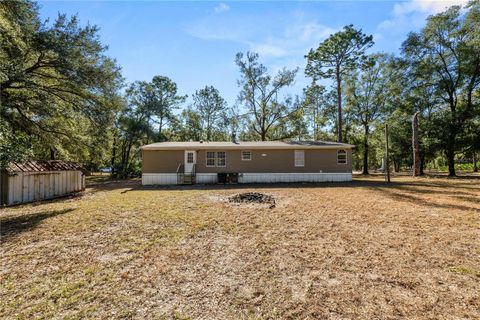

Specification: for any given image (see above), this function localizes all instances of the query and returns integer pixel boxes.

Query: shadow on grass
[116,179,385,193]
[370,186,480,212]
[1,208,75,242]
[85,173,480,193]
[113,178,477,192]
[84,174,479,212]
[454,195,480,204]
[111,177,479,212]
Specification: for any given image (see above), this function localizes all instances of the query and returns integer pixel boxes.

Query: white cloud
[186,13,339,99]
[214,3,230,14]
[249,42,289,58]
[286,22,337,44]
[393,0,468,16]
[187,17,337,59]
[379,0,468,30]
[250,22,337,58]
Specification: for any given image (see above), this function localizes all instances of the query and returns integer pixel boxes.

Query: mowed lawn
[1,176,479,319]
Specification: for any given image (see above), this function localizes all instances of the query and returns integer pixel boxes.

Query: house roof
[142,140,354,151]
[5,160,84,173]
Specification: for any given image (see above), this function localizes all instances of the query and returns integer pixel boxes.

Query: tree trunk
[261,116,267,141]
[206,116,211,141]
[362,124,369,175]
[446,135,456,177]
[123,140,133,177]
[158,117,164,142]
[447,99,457,177]
[473,152,478,173]
[420,152,425,176]
[393,158,401,173]
[261,131,267,141]
[111,135,117,176]
[119,143,127,176]
[446,148,455,176]
[412,111,421,176]
[50,148,55,160]
[336,66,342,143]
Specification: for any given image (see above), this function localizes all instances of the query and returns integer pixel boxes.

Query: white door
[184,150,196,173]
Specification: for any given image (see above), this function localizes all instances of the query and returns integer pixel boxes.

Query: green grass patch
[448,266,480,277]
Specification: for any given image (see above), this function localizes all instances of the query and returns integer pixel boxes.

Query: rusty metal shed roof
[5,160,84,173]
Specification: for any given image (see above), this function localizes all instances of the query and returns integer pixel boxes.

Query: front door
[184,150,196,173]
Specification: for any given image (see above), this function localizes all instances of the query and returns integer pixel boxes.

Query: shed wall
[4,170,85,206]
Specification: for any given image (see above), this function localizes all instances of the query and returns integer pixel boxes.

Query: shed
[0,160,85,206]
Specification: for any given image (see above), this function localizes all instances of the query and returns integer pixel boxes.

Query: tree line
[1,0,479,177]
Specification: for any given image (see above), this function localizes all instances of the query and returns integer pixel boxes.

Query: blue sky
[38,1,466,106]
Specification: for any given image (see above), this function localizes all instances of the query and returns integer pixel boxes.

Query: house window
[187,152,194,164]
[217,152,226,167]
[206,151,226,167]
[294,150,305,167]
[241,150,251,161]
[337,150,347,164]
[206,152,216,167]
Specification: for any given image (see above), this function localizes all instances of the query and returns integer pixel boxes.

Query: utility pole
[385,124,390,183]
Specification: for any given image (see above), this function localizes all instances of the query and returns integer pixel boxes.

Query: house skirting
[238,173,352,183]
[142,172,352,185]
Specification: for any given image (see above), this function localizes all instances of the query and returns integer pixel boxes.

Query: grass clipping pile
[229,192,276,209]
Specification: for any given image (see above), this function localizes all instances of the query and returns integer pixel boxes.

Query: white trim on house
[141,172,352,185]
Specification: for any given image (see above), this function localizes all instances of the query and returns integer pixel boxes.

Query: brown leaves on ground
[1,175,479,319]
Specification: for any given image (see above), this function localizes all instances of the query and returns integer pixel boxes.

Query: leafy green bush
[435,162,479,172]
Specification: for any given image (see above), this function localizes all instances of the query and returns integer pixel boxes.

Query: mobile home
[141,141,353,185]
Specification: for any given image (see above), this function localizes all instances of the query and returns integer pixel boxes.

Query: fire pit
[229,192,276,208]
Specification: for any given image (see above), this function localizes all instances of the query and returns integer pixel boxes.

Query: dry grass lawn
[1,175,479,319]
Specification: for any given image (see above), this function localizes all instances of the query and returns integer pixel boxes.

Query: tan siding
[197,149,351,173]
[143,149,352,174]
[142,150,184,173]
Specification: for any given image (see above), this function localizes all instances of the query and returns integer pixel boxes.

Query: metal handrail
[176,163,183,185]
[191,164,196,183]
[176,163,183,174]
[176,163,196,184]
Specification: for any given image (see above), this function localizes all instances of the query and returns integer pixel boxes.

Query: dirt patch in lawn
[229,192,276,208]
[1,175,479,319]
